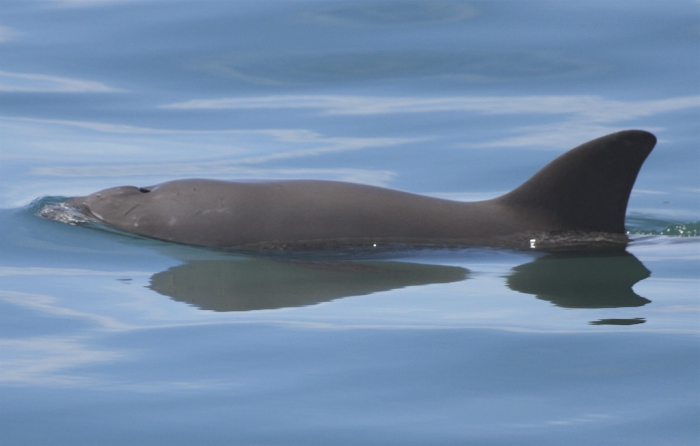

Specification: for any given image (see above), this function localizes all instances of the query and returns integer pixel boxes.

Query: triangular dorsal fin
[497,130,656,234]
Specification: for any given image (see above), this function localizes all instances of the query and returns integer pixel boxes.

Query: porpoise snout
[67,185,148,222]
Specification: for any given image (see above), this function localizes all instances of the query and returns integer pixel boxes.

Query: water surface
[1,1,698,445]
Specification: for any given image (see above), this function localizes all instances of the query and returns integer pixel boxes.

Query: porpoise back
[67,130,656,250]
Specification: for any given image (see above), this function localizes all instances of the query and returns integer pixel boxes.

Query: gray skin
[68,130,656,250]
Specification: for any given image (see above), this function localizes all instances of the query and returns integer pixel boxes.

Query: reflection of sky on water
[147,251,653,313]
[0,0,698,218]
[1,239,697,390]
[0,211,698,445]
[2,93,698,211]
[4,202,696,393]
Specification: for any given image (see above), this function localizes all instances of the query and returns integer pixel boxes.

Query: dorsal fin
[497,130,656,234]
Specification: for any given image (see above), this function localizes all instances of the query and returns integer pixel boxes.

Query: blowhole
[138,187,151,193]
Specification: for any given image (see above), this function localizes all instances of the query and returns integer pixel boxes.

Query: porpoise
[67,130,656,250]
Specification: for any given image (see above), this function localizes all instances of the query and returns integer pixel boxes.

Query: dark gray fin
[498,130,656,234]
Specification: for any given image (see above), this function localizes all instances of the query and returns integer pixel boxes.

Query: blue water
[1,1,699,445]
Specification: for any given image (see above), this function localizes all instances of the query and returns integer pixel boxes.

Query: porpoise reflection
[147,251,651,315]
[506,251,650,309]
[507,251,651,326]
[149,259,469,311]
[589,318,646,326]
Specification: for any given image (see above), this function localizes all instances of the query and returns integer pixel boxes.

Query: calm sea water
[1,1,699,445]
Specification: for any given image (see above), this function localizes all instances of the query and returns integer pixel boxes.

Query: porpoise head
[71,184,160,226]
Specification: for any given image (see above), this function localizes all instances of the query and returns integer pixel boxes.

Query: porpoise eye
[138,187,151,193]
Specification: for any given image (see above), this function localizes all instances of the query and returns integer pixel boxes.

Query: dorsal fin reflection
[148,250,651,314]
[506,251,651,309]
